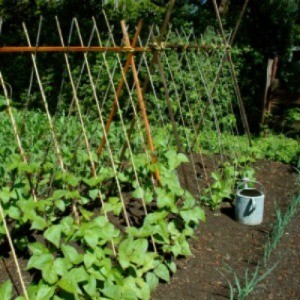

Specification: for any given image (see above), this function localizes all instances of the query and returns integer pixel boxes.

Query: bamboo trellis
[0,0,251,296]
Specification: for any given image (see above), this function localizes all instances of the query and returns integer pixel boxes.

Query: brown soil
[152,157,299,300]
[0,158,299,299]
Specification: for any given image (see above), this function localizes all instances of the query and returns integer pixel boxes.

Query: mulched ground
[0,157,299,299]
[152,157,299,300]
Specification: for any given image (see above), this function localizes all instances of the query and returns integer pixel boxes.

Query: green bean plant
[0,110,205,300]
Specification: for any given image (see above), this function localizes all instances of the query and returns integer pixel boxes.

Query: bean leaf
[0,280,12,300]
[154,263,170,282]
[44,225,62,248]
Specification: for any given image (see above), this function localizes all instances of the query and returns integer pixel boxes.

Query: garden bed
[0,158,298,299]
[152,158,299,299]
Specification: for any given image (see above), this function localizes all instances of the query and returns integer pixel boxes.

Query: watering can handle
[237,180,265,193]
[250,198,256,212]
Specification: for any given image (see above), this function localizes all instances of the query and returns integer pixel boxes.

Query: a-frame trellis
[0,0,251,298]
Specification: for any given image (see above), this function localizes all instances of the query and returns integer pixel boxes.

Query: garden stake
[21,16,43,137]
[141,0,175,94]
[207,64,242,164]
[57,17,120,254]
[56,17,97,179]
[118,32,172,167]
[166,28,210,185]
[212,0,252,147]
[119,0,175,161]
[65,23,118,121]
[121,20,161,183]
[23,22,81,223]
[178,27,225,160]
[190,0,250,149]
[0,73,27,167]
[122,26,154,116]
[66,18,99,117]
[92,17,158,252]
[57,17,122,227]
[190,31,231,152]
[0,204,29,300]
[136,34,169,129]
[97,19,143,158]
[1,258,19,295]
[85,19,147,194]
[101,12,159,159]
[22,23,65,170]
[0,45,152,53]
[104,24,151,157]
[74,17,133,229]
[156,53,190,190]
[161,24,224,168]
[0,73,38,202]
[175,27,213,177]
[93,15,150,166]
[206,39,240,136]
[156,24,217,185]
[167,25,234,182]
[174,30,197,132]
[229,0,250,46]
[101,18,156,167]
[0,43,223,54]
[93,16,149,160]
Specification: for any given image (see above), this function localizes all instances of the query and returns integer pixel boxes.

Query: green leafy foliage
[0,280,13,300]
[0,5,298,295]
[0,109,207,299]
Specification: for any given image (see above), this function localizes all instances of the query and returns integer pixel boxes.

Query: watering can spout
[242,177,250,189]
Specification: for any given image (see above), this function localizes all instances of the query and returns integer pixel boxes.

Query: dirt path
[152,160,299,300]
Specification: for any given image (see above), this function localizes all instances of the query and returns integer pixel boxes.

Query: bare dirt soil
[152,158,299,300]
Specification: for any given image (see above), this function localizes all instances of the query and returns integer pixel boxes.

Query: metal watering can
[235,180,265,225]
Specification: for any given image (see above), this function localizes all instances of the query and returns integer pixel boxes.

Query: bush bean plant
[0,109,205,300]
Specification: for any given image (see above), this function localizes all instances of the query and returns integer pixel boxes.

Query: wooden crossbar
[0,46,149,53]
[0,44,225,53]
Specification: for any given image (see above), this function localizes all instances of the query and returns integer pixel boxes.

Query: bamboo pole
[0,73,38,202]
[121,20,160,182]
[155,55,190,189]
[22,23,65,170]
[190,0,250,149]
[22,23,81,223]
[89,18,158,252]
[0,204,29,300]
[56,17,118,254]
[117,0,175,164]
[71,17,132,229]
[97,19,143,158]
[212,0,252,146]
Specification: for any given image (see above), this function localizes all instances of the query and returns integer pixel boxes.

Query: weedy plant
[201,159,256,210]
[220,262,279,300]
